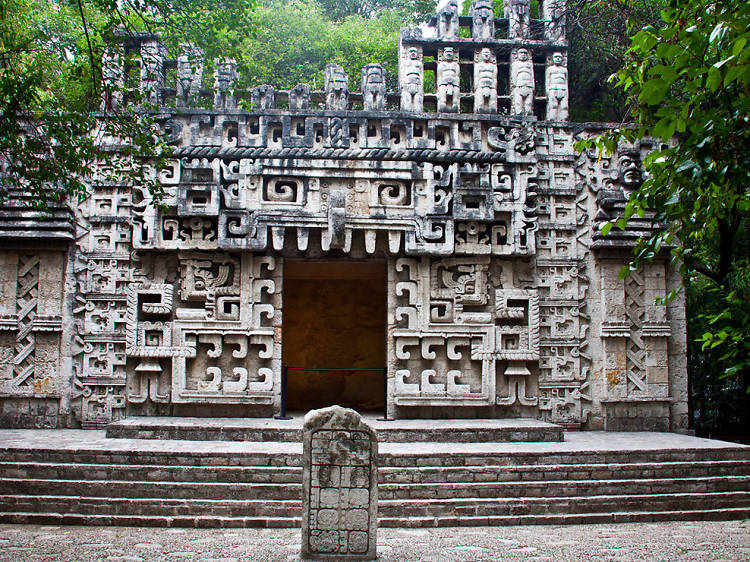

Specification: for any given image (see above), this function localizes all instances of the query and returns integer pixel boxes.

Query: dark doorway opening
[282,260,386,412]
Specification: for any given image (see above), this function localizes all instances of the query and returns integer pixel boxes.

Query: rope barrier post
[377,366,391,421]
[275,365,292,420]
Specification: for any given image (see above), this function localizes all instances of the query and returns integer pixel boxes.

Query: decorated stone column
[599,260,629,400]
[302,406,378,560]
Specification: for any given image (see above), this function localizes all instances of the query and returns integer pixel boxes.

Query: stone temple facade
[0,0,687,432]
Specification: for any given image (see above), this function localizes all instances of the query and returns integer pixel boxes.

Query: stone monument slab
[302,406,378,560]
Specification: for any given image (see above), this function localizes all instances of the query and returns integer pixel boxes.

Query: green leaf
[707,66,722,91]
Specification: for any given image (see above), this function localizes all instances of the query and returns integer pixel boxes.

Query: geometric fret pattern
[12,255,40,389]
[624,270,647,395]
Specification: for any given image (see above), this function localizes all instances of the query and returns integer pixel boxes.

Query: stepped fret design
[12,255,40,390]
[0,0,687,432]
[625,271,647,395]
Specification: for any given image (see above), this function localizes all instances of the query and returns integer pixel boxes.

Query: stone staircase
[1,425,749,528]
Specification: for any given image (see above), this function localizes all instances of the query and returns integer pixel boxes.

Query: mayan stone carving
[511,48,535,116]
[176,44,204,108]
[470,0,495,40]
[546,52,569,121]
[0,3,687,432]
[474,47,498,114]
[302,406,378,560]
[437,47,460,113]
[361,64,386,112]
[399,39,424,113]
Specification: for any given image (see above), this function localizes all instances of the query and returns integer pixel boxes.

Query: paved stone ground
[0,521,748,561]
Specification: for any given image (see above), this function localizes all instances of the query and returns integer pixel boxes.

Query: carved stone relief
[0,2,686,432]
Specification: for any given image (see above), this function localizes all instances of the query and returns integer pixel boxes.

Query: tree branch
[76,0,97,91]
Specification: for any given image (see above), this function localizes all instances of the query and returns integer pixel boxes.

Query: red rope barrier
[285,367,385,372]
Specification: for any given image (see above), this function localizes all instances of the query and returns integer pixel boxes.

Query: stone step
[0,495,302,518]
[4,446,749,469]
[0,479,302,501]
[377,507,750,528]
[0,449,302,467]
[4,474,746,503]
[106,416,564,443]
[378,447,750,467]
[0,462,303,483]
[378,476,750,499]
[379,459,750,483]
[2,491,749,526]
[3,459,747,485]
[3,507,750,529]
[0,512,301,528]
[378,491,750,518]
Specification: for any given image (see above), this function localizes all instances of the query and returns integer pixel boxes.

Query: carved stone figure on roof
[470,0,495,41]
[542,0,567,42]
[325,64,349,111]
[474,47,497,114]
[399,45,424,112]
[545,52,568,121]
[101,46,124,111]
[437,0,459,39]
[289,83,311,110]
[510,48,535,116]
[213,58,238,110]
[508,0,531,39]
[251,85,275,109]
[176,44,203,108]
[437,47,460,113]
[140,40,166,105]
[362,64,386,111]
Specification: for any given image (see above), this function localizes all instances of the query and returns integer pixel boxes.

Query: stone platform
[0,428,748,528]
[105,415,564,443]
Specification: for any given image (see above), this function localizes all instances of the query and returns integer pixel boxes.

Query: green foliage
[566,0,666,122]
[316,0,434,21]
[576,0,750,399]
[239,0,429,92]
[0,0,258,211]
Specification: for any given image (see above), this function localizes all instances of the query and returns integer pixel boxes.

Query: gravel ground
[0,520,748,561]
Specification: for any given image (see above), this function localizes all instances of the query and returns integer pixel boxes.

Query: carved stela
[0,0,686,433]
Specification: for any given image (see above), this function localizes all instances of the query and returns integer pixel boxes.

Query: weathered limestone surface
[0,1,688,433]
[302,406,378,559]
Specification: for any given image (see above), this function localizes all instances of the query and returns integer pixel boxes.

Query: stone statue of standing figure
[545,52,568,121]
[437,47,460,113]
[400,45,424,112]
[474,47,497,114]
[511,48,535,116]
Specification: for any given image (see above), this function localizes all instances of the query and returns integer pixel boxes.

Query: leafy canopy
[577,0,750,385]
[0,0,258,210]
